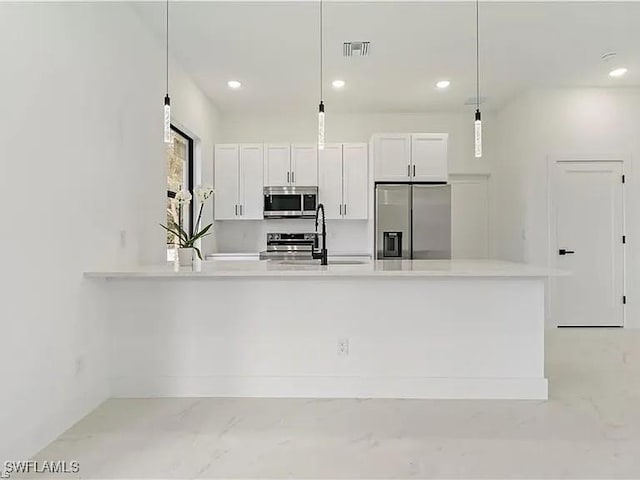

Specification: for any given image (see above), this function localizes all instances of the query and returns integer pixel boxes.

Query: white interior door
[264,144,291,186]
[342,143,368,220]
[213,144,239,220]
[239,144,264,220]
[318,144,344,220]
[552,161,624,327]
[291,144,318,186]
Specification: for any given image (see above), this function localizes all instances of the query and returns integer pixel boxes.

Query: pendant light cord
[320,0,323,102]
[166,0,170,95]
[475,0,480,110]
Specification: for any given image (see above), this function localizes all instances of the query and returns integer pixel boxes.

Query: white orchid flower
[174,189,192,204]
[195,185,214,204]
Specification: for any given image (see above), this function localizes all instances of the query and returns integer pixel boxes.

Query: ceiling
[133,1,640,114]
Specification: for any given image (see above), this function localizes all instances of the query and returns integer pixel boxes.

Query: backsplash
[213,219,372,255]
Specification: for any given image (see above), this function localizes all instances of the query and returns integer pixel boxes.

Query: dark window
[166,125,194,259]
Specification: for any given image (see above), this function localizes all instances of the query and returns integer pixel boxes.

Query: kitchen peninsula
[86,259,555,400]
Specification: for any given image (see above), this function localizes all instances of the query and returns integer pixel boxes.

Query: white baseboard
[111,375,549,400]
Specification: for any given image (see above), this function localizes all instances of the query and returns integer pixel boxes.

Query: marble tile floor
[28,328,640,479]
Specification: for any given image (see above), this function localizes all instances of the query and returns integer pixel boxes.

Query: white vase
[193,252,202,272]
[178,248,194,267]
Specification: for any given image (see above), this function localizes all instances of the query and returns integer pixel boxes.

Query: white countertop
[84,259,562,279]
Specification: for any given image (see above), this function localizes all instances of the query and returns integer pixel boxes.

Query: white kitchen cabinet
[318,144,343,220]
[411,133,448,182]
[373,134,411,181]
[291,144,318,186]
[319,143,368,220]
[450,174,489,259]
[264,144,291,186]
[238,144,264,219]
[342,143,368,219]
[373,133,448,182]
[214,144,263,220]
[214,144,240,220]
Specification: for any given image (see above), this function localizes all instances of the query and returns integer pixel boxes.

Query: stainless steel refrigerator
[375,184,451,259]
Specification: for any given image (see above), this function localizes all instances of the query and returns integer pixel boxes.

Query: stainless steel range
[259,233,318,260]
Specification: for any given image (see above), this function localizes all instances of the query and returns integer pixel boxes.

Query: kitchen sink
[273,259,370,266]
[327,259,370,265]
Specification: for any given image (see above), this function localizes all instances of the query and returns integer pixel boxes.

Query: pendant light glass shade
[318,101,325,150]
[164,95,171,144]
[473,0,483,158]
[474,109,482,158]
[317,0,325,151]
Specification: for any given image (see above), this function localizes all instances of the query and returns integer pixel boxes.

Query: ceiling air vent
[343,41,370,57]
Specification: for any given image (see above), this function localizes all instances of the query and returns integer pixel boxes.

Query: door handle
[287,171,290,183]
[339,204,342,215]
[558,249,575,255]
[413,165,416,176]
[344,203,347,216]
[408,165,411,177]
[240,204,243,216]
[235,204,238,216]
[291,171,295,183]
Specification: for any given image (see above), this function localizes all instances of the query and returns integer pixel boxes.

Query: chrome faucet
[312,203,328,265]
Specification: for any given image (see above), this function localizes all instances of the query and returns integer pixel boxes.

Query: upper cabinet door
[342,143,368,220]
[214,144,240,220]
[264,144,291,186]
[411,133,448,182]
[318,144,344,220]
[239,144,264,220]
[291,144,318,186]
[373,134,411,182]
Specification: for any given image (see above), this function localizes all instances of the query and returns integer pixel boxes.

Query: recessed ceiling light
[436,80,451,89]
[609,68,627,78]
[332,79,346,89]
[227,80,242,89]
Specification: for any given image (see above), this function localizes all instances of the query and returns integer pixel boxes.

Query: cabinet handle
[240,204,243,216]
[291,171,295,183]
[339,204,342,215]
[344,203,347,216]
[408,165,411,177]
[413,165,416,177]
[287,171,290,183]
[235,204,238,216]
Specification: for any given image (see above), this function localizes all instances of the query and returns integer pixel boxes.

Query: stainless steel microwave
[263,186,318,219]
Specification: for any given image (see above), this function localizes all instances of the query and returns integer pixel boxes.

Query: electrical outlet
[337,338,349,356]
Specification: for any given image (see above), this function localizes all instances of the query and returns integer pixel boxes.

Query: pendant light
[163,0,171,144]
[317,0,325,150]
[474,0,482,158]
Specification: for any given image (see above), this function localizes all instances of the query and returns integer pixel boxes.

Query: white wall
[0,2,220,460]
[215,112,495,254]
[492,88,640,327]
